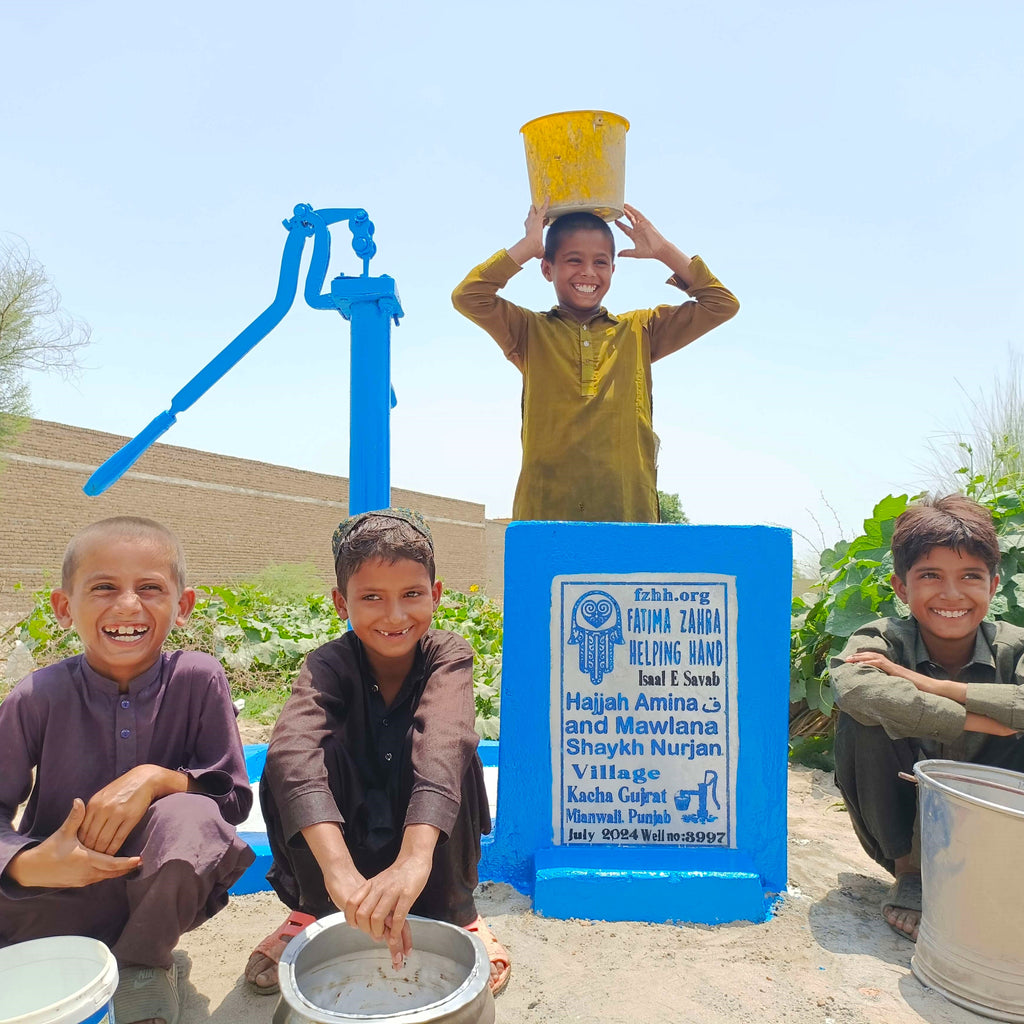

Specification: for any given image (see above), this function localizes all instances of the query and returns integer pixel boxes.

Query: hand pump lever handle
[83,206,315,496]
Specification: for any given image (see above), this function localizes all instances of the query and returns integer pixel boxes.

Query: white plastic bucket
[912,759,1024,1021]
[0,936,118,1024]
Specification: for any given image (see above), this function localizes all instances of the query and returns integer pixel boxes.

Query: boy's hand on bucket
[615,204,671,261]
[509,200,550,265]
[4,798,142,889]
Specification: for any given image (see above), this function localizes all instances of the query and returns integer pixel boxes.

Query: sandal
[113,963,179,1024]
[464,915,511,996]
[881,873,922,942]
[245,910,317,995]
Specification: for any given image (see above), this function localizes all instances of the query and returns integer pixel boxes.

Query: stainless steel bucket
[271,913,494,1024]
[912,758,1024,1022]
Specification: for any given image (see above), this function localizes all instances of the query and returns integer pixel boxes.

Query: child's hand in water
[344,823,440,968]
[345,857,428,968]
[614,204,671,261]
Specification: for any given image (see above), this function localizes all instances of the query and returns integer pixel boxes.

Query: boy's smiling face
[541,228,615,318]
[51,533,196,686]
[332,557,442,681]
[891,545,997,654]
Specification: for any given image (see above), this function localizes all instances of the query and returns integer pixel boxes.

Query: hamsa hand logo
[568,590,624,685]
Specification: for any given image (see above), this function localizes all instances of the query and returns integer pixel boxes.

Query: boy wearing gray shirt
[830,494,1024,941]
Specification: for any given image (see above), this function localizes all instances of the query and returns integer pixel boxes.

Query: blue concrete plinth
[232,743,270,896]
[482,522,791,925]
[233,830,274,895]
[533,847,772,924]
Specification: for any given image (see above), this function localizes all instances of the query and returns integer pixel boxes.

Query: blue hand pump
[83,204,402,515]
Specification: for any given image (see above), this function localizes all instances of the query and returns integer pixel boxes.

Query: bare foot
[881,872,922,942]
[245,911,316,995]
[464,915,511,996]
[883,902,921,941]
[244,950,279,993]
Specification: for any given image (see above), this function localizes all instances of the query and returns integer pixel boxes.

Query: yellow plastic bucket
[520,110,629,222]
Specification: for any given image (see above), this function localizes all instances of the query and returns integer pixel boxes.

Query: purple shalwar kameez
[0,651,254,969]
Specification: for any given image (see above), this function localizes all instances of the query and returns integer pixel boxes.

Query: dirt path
[176,765,984,1023]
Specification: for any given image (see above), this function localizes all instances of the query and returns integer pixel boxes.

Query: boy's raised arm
[615,204,694,284]
[451,205,547,366]
[614,205,739,362]
[506,200,548,266]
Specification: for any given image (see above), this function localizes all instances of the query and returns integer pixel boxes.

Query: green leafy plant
[432,585,503,739]
[791,494,912,720]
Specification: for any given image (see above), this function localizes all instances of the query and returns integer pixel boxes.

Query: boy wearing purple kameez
[0,517,254,1024]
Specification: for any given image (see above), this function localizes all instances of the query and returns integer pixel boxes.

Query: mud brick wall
[485,518,511,603]
[0,419,495,617]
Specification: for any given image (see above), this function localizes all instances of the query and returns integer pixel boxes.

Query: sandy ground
[172,763,989,1024]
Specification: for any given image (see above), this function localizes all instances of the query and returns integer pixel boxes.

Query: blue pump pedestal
[478,521,790,924]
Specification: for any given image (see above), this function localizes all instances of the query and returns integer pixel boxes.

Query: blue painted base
[227,741,781,922]
[491,523,791,925]
[533,847,777,923]
[234,831,274,895]
[233,743,270,896]
[230,741,501,897]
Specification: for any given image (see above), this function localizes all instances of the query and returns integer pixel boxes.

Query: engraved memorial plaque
[551,573,738,848]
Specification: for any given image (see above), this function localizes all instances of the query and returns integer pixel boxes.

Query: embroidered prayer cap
[332,507,434,565]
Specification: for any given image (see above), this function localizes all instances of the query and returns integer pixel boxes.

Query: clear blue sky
[3,0,1023,562]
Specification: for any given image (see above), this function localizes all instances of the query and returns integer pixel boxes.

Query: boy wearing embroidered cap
[452,202,739,522]
[247,509,510,996]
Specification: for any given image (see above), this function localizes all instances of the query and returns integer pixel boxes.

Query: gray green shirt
[830,617,1024,761]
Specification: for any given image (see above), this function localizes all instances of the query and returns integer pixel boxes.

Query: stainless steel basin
[272,913,494,1024]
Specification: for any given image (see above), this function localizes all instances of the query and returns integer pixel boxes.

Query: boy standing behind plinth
[453,202,739,522]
